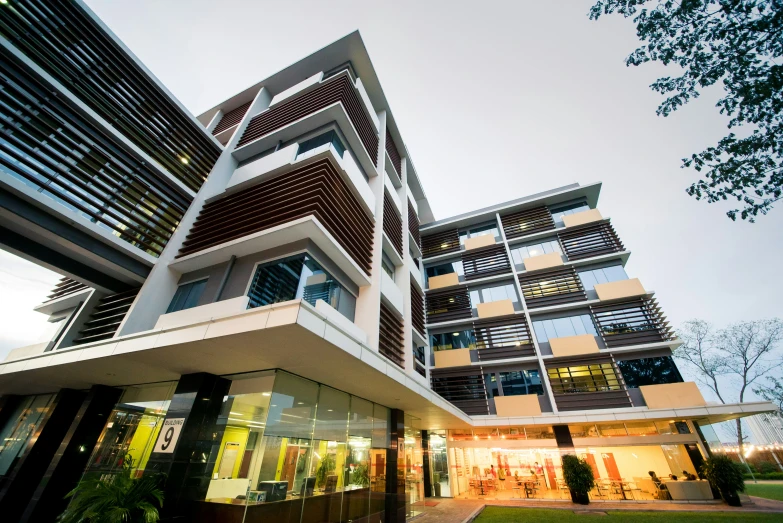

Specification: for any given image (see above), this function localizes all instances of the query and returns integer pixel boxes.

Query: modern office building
[0,2,777,522]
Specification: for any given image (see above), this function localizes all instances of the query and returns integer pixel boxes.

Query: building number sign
[153,418,185,453]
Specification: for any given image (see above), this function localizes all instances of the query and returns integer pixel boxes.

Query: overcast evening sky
[1,1,781,405]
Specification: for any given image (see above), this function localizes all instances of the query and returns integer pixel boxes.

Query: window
[166,279,208,313]
[247,254,356,321]
[381,252,396,281]
[550,201,590,224]
[0,395,55,478]
[498,370,544,396]
[533,314,596,342]
[617,356,683,388]
[425,260,464,284]
[469,283,519,305]
[458,222,499,245]
[547,363,622,394]
[510,239,562,265]
[296,129,345,158]
[578,265,628,291]
[430,330,476,352]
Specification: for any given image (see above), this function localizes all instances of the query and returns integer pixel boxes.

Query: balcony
[461,244,511,280]
[522,252,564,272]
[590,297,675,348]
[172,156,374,287]
[383,190,404,257]
[548,333,600,358]
[594,278,646,302]
[557,221,624,261]
[500,206,556,240]
[474,315,536,361]
[234,72,379,178]
[545,353,633,411]
[562,208,603,228]
[518,266,586,308]
[425,286,472,324]
[433,348,473,368]
[381,270,404,317]
[430,367,489,415]
[34,278,91,315]
[421,229,460,259]
[410,281,426,338]
[476,299,515,319]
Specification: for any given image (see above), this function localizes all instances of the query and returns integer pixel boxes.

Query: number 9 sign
[153,418,185,453]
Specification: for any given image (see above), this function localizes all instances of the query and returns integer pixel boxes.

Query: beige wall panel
[464,235,495,251]
[640,382,707,410]
[524,252,564,272]
[562,208,603,228]
[434,347,472,368]
[476,299,515,319]
[595,278,646,301]
[494,394,542,417]
[428,272,460,290]
[549,334,600,358]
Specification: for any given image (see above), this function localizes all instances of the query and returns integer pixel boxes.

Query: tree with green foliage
[59,455,165,523]
[754,375,783,409]
[589,0,783,221]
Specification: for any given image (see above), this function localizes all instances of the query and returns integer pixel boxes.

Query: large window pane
[0,394,54,478]
[499,370,544,396]
[617,357,684,388]
[167,279,208,313]
[533,314,596,342]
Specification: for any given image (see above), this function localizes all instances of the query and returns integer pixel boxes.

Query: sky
[1,0,781,407]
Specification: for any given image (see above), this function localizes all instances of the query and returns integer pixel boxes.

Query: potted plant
[562,454,595,505]
[433,471,442,497]
[316,453,336,489]
[59,455,165,523]
[702,454,745,506]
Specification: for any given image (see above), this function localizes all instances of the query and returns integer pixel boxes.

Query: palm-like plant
[59,455,165,523]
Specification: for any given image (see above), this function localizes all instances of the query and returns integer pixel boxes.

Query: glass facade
[509,239,562,266]
[0,394,55,480]
[578,265,628,291]
[167,279,208,313]
[247,254,356,321]
[458,222,499,245]
[424,260,464,286]
[533,314,597,342]
[546,362,622,394]
[296,130,346,159]
[430,330,476,352]
[617,357,684,388]
[550,202,590,224]
[469,283,519,306]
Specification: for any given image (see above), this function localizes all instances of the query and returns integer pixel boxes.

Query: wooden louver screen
[379,303,405,369]
[47,278,89,301]
[425,287,472,324]
[545,354,632,411]
[386,129,402,175]
[411,282,426,336]
[558,222,624,261]
[461,244,511,280]
[501,206,555,239]
[408,202,421,250]
[0,0,221,191]
[383,192,404,256]
[177,159,374,274]
[73,288,140,345]
[518,266,586,309]
[212,101,251,135]
[473,316,536,361]
[421,229,460,258]
[430,367,489,415]
[590,297,674,348]
[237,74,379,161]
[0,49,190,258]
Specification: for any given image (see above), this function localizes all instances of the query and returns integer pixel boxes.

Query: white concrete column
[399,157,414,376]
[116,87,273,336]
[495,212,559,413]
[353,110,386,352]
[204,110,223,134]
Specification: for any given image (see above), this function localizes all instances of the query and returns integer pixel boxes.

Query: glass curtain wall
[201,371,392,523]
[82,382,177,480]
[0,394,55,483]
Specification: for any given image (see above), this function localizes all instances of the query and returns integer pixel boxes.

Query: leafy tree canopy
[590,0,783,221]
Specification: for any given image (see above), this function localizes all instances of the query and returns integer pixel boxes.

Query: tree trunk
[736,418,743,453]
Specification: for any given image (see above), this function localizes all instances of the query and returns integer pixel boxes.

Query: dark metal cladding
[518,266,587,308]
[461,244,511,280]
[0,0,221,192]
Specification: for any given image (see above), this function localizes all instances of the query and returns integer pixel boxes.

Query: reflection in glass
[430,330,476,352]
[617,357,683,388]
[0,394,54,478]
[533,314,597,342]
[578,265,628,291]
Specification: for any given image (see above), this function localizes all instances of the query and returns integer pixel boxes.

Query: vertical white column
[116,87,273,336]
[495,212,559,413]
[353,110,386,352]
[399,157,414,376]
[204,110,223,134]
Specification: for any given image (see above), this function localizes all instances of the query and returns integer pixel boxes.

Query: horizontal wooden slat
[385,128,401,175]
[73,287,140,344]
[553,390,633,411]
[383,192,403,256]
[558,222,624,261]
[379,303,404,369]
[46,278,89,301]
[212,101,251,135]
[411,282,426,336]
[501,206,555,239]
[177,159,374,274]
[430,367,489,415]
[0,0,220,191]
[590,297,674,348]
[408,201,421,250]
[473,316,536,361]
[518,266,586,308]
[425,287,472,324]
[237,74,378,161]
[422,229,460,258]
[461,244,511,280]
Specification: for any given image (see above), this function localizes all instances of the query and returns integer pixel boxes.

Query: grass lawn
[474,507,781,522]
[746,482,783,502]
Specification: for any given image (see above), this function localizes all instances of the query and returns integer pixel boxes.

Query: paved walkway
[409,496,783,523]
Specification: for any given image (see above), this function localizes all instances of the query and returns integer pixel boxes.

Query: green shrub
[757,462,778,474]
[743,471,783,480]
[702,455,745,494]
[562,454,595,495]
